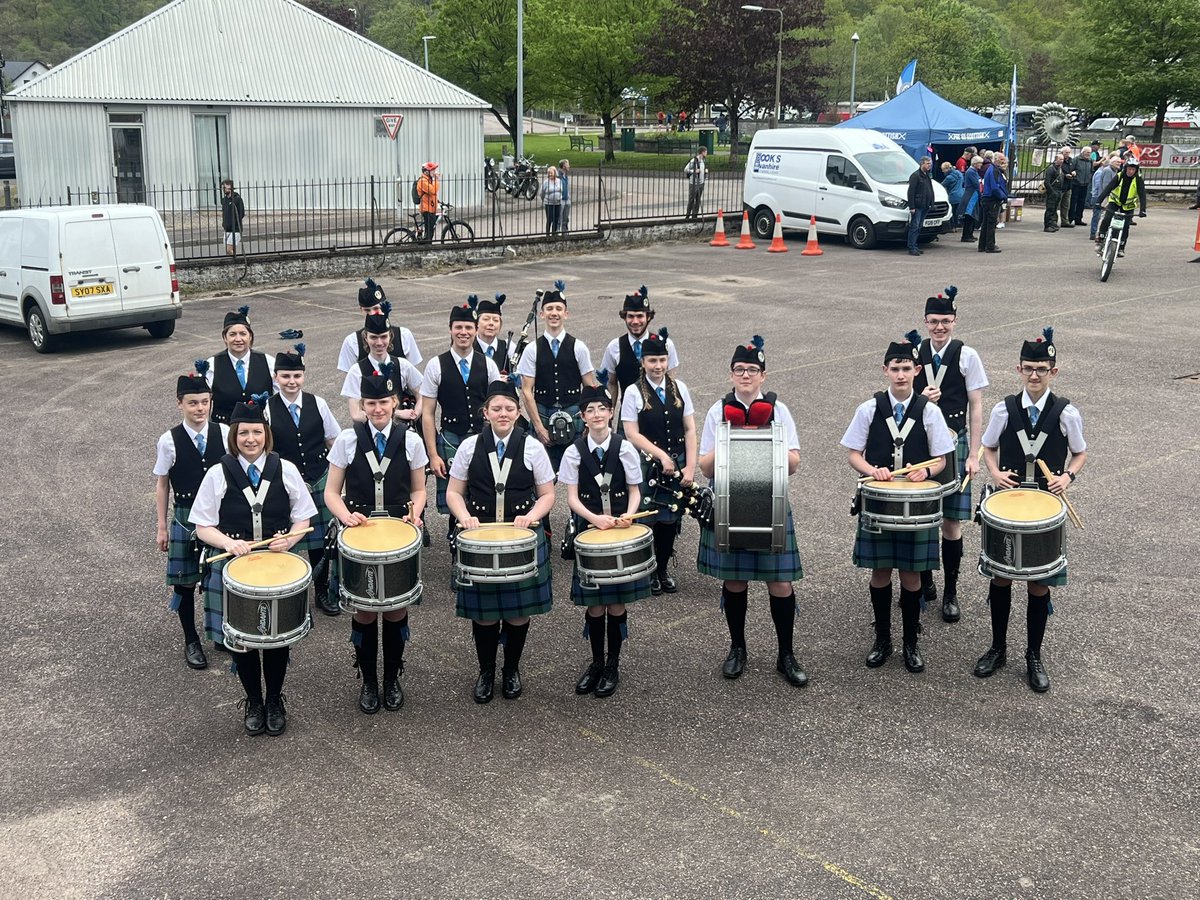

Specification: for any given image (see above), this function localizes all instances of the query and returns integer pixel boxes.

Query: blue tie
[1028,406,1039,428]
[656,386,666,403]
[596,446,605,462]
[634,340,642,360]
[375,431,387,457]
[235,358,247,389]
[288,402,300,426]
[894,402,904,424]
[496,439,506,462]
[247,463,260,489]
[486,346,495,358]
[459,358,471,383]
[932,352,942,373]
[195,432,206,455]
[551,338,560,357]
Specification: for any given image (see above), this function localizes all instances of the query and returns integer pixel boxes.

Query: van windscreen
[854,150,917,185]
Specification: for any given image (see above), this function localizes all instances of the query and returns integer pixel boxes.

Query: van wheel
[25,305,58,353]
[751,207,776,240]
[145,320,176,339]
[847,217,877,249]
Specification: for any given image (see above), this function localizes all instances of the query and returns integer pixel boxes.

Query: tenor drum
[979,488,1067,580]
[574,523,656,588]
[338,517,423,612]
[222,551,312,651]
[858,480,944,532]
[714,422,788,552]
[455,525,539,587]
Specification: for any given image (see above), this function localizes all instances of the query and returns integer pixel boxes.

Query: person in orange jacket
[418,162,440,243]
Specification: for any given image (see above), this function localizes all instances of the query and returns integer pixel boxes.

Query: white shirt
[263,393,342,442]
[926,340,989,392]
[684,154,707,184]
[515,329,595,380]
[449,428,556,485]
[340,356,424,400]
[476,337,506,363]
[840,390,956,456]
[420,349,502,398]
[336,327,423,373]
[601,334,681,378]
[558,433,644,486]
[188,454,318,527]
[701,396,802,455]
[204,350,276,385]
[981,390,1086,452]
[620,377,695,422]
[327,423,430,470]
[153,422,231,476]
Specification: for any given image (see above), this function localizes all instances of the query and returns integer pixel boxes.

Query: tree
[304,0,359,31]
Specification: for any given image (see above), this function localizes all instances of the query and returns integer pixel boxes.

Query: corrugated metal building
[8,0,489,207]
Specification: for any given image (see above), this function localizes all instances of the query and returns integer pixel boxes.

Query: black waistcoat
[478,338,509,371]
[615,334,644,391]
[356,326,408,361]
[217,453,292,540]
[344,422,412,517]
[638,380,687,458]
[915,339,969,431]
[168,422,224,505]
[466,428,536,521]
[864,393,933,469]
[574,434,630,515]
[997,393,1071,489]
[533,333,583,407]
[211,351,273,423]
[437,349,489,435]
[268,393,328,483]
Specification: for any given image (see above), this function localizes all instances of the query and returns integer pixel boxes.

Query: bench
[569,135,595,152]
[656,139,698,155]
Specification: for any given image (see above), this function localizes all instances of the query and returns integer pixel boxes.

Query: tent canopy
[836,82,1006,161]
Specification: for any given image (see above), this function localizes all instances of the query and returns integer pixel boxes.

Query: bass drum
[713,421,788,553]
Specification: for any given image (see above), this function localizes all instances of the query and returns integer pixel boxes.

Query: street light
[849,33,860,118]
[742,5,784,129]
[422,35,436,71]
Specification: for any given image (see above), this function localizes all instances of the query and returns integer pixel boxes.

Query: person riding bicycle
[1094,158,1146,258]
[417,162,440,243]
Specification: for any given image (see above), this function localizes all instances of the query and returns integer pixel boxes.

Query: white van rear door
[110,213,172,314]
[62,216,122,318]
[0,219,21,322]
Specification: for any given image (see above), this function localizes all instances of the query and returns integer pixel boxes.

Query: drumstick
[1036,460,1084,530]
[960,446,985,492]
[857,458,942,484]
[206,527,315,564]
[623,510,661,521]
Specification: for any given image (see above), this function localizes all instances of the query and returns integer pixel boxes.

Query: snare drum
[714,422,788,552]
[222,551,312,651]
[858,479,944,532]
[979,488,1067,580]
[338,517,423,612]
[455,525,539,587]
[574,523,656,588]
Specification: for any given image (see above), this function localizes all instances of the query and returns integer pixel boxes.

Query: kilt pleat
[697,509,803,583]
[942,429,972,522]
[434,430,465,514]
[302,471,332,553]
[166,506,202,586]
[455,525,553,620]
[853,521,940,572]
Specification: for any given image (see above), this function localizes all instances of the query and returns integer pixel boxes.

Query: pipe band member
[601,285,680,413]
[205,305,275,424]
[336,278,422,374]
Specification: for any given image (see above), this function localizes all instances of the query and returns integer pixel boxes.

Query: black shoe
[1044,226,1056,232]
[660,574,678,593]
[650,575,663,596]
[986,248,1002,253]
[776,654,809,687]
[903,643,925,673]
[383,677,404,711]
[1026,650,1050,693]
[501,668,523,700]
[1188,204,1199,210]
[722,646,747,679]
[595,663,620,698]
[474,669,495,704]
[865,638,893,668]
[358,681,381,715]
[575,662,604,694]
[942,592,961,623]
[317,590,341,617]
[242,697,266,736]
[960,236,972,242]
[1061,223,1075,228]
[212,640,232,654]
[908,250,921,256]
[265,695,287,736]
[184,639,208,670]
[974,646,1006,677]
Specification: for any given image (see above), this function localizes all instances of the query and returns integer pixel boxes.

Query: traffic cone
[800,215,823,256]
[1191,210,1200,263]
[767,213,788,252]
[734,211,756,249]
[709,209,730,247]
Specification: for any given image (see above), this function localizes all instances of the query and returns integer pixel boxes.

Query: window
[825,154,871,191]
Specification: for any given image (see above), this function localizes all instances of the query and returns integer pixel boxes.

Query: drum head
[227,552,310,587]
[576,523,651,545]
[983,489,1065,522]
[864,479,940,491]
[461,525,535,543]
[342,518,419,552]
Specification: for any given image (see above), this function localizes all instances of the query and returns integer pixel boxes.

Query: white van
[0,204,181,352]
[743,128,950,249]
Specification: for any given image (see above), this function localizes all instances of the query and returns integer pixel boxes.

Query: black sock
[174,585,199,642]
[382,616,407,680]
[501,621,530,674]
[606,612,627,664]
[309,548,326,584]
[869,584,892,640]
[988,581,1012,650]
[768,593,795,657]
[899,587,922,646]
[235,649,263,702]
[919,570,934,592]
[942,538,963,597]
[352,618,379,686]
[722,586,748,649]
[473,621,502,672]
[1027,590,1050,655]
[587,612,606,664]
[653,523,677,578]
[262,647,289,700]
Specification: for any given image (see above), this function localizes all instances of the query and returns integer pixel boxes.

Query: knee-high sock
[308,548,326,584]
[769,593,795,657]
[352,618,379,686]
[869,584,892,640]
[501,621,530,674]
[606,612,627,664]
[722,587,748,649]
[473,621,501,672]
[174,585,199,642]
[920,570,934,592]
[989,581,1012,649]
[942,538,963,596]
[235,649,263,702]
[653,523,677,577]
[1027,589,1050,654]
[586,612,606,664]
[262,647,289,700]
[899,587,922,646]
[382,616,407,680]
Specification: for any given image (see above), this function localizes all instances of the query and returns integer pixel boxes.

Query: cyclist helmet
[422,161,439,172]
[1123,157,1140,170]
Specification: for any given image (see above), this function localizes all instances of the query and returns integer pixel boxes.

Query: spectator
[657,110,665,131]
[716,113,728,135]
[666,112,673,131]
[1118,134,1140,160]
[684,146,708,220]
[1071,146,1093,226]
[940,161,964,230]
[679,110,689,132]
[980,150,995,181]
[558,159,572,234]
[1089,140,1103,163]
[1058,149,1076,227]
[417,162,439,242]
[220,179,245,257]
[906,156,935,256]
[956,146,976,172]
[541,165,563,236]
[978,152,1007,253]
[1042,154,1066,233]
[1090,156,1120,241]
[959,155,984,243]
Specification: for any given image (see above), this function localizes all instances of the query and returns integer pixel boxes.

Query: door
[818,154,874,227]
[111,125,146,204]
[110,214,172,313]
[194,114,231,206]
[0,219,21,321]
[61,217,123,317]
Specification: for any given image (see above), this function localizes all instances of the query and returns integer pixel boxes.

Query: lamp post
[849,33,860,118]
[516,0,524,160]
[422,35,436,71]
[741,5,783,129]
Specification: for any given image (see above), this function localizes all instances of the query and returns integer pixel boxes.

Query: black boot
[653,523,679,593]
[721,587,748,678]
[866,584,893,667]
[382,616,407,711]
[235,649,265,735]
[899,587,924,672]
[576,612,606,694]
[352,619,380,714]
[174,586,207,669]
[262,647,289,736]
[472,620,501,703]
[500,621,529,699]
[311,548,340,617]
[975,581,1011,676]
[1026,589,1051,692]
[941,537,963,622]
[769,593,807,687]
[919,570,937,606]
[596,612,626,698]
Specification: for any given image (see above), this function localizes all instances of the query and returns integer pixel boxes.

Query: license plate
[71,283,114,297]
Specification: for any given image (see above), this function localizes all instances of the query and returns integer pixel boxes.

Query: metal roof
[7,0,488,109]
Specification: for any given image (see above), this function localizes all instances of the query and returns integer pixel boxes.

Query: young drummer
[600,286,680,408]
[559,385,649,698]
[421,299,502,538]
[841,337,954,674]
[974,327,1086,693]
[911,285,989,623]
[325,373,429,714]
[266,344,342,616]
[620,328,697,595]
[697,337,808,688]
[336,279,422,373]
[341,313,424,425]
[205,305,275,424]
[191,397,316,737]
[446,381,557,704]
[474,292,510,368]
[153,361,229,669]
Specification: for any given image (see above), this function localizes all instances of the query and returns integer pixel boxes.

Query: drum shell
[222,553,312,651]
[859,481,944,532]
[979,492,1067,580]
[456,528,539,585]
[714,422,788,552]
[574,526,656,587]
[933,434,961,498]
[337,520,423,612]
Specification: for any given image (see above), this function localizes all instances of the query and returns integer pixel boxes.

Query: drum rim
[225,549,311,584]
[574,522,652,547]
[223,552,312,597]
[339,580,424,612]
[458,525,537,543]
[223,617,312,650]
[338,517,421,552]
[981,489,1067,527]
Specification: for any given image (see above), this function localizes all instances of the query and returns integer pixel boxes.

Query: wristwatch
[1066,470,1077,482]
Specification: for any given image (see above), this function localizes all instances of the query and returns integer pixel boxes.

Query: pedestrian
[417,162,439,243]
[1089,156,1119,240]
[1071,146,1093,226]
[541,165,563,236]
[1058,149,1076,227]
[959,156,983,242]
[1042,154,1065,233]
[657,110,665,131]
[906,156,934,256]
[940,162,964,230]
[684,146,707,220]
[220,179,245,257]
[679,110,689,132]
[978,152,1007,253]
[558,159,572,234]
[956,146,975,173]
[1088,140,1102,164]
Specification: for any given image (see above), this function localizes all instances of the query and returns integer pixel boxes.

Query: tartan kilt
[434,430,465,515]
[979,557,1068,587]
[697,508,803,583]
[455,525,553,620]
[200,548,309,644]
[942,429,972,522]
[853,521,940,572]
[302,470,332,553]
[639,452,683,525]
[166,506,203,586]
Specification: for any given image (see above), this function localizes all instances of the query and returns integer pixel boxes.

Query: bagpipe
[639,452,714,527]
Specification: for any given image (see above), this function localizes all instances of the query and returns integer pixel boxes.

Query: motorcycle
[484,157,500,194]
[505,154,541,201]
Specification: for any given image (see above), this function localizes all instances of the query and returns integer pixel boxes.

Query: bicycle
[382,201,475,246]
[1097,208,1134,282]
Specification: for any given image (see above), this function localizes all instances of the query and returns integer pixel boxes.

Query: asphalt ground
[1,210,1198,900]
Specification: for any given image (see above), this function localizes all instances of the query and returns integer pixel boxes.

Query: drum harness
[363,447,393,514]
[489,449,513,523]
[241,479,273,542]
[885,416,916,471]
[1014,426,1050,485]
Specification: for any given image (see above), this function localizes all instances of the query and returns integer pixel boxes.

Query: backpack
[411,177,421,205]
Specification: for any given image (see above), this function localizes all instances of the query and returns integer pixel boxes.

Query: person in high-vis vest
[1094,157,1147,257]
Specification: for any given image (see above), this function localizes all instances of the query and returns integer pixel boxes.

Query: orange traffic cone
[734,211,756,249]
[767,213,788,252]
[800,215,823,256]
[1192,209,1200,262]
[709,208,730,247]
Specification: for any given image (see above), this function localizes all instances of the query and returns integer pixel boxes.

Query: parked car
[0,204,181,352]
[1087,117,1124,132]
[0,139,15,180]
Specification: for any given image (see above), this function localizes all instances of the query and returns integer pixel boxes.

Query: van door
[61,216,123,318]
[110,213,172,314]
[818,154,874,228]
[0,219,21,322]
